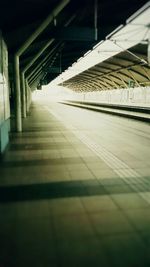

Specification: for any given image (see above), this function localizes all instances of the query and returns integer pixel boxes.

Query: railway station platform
[0,100,150,267]
[0,1,150,266]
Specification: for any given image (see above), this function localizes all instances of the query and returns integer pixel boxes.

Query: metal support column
[22,39,55,74]
[26,80,31,113]
[27,46,60,79]
[29,71,43,87]
[20,39,54,116]
[27,43,63,82]
[14,0,70,132]
[25,79,29,114]
[30,74,44,89]
[21,72,26,118]
[29,69,43,86]
[14,55,22,132]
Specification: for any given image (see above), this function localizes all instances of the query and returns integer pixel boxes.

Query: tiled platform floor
[0,101,150,267]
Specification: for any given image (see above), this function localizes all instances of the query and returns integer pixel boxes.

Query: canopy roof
[52,3,150,90]
[0,0,149,89]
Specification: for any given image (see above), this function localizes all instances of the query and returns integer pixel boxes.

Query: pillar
[14,55,22,132]
[21,72,26,118]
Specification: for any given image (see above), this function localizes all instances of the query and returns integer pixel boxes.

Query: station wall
[0,32,10,154]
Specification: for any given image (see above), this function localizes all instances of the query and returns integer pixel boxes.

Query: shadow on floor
[0,177,149,203]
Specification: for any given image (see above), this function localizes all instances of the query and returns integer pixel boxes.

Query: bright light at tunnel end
[32,85,74,102]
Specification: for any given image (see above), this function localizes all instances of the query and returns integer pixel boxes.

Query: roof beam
[27,42,63,80]
[16,0,70,56]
